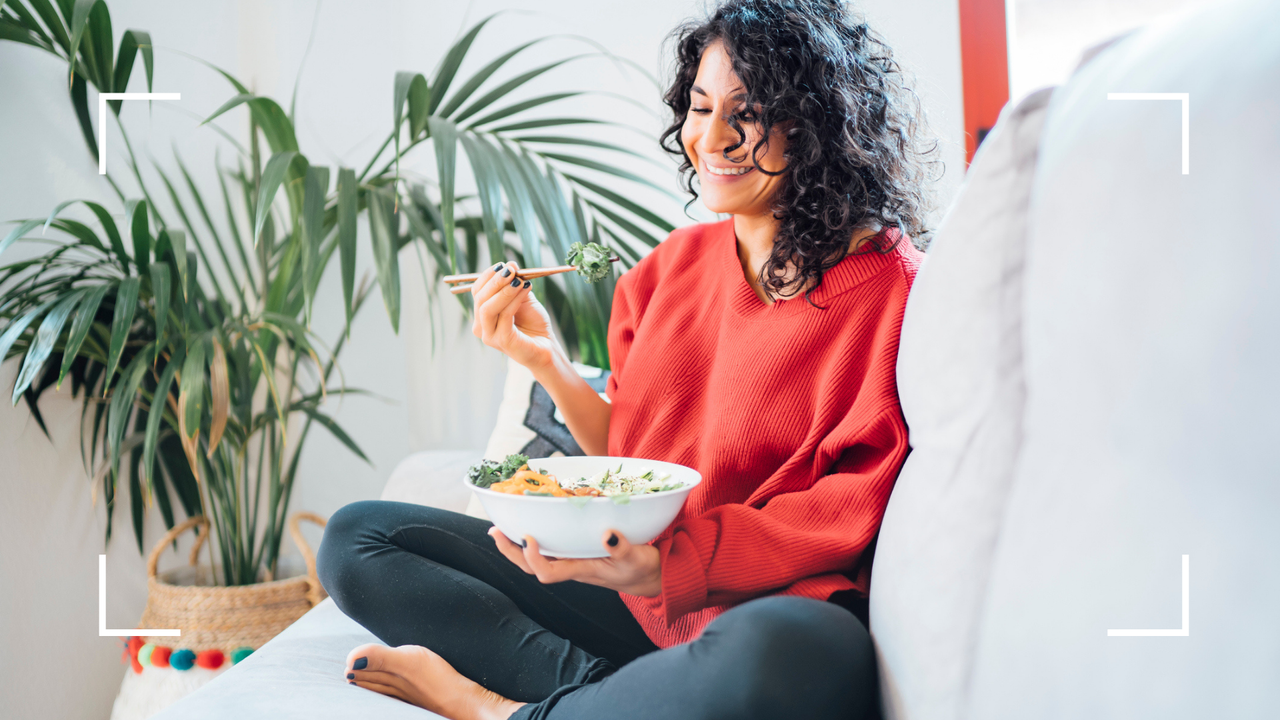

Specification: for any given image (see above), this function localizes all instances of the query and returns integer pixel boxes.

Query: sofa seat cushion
[151,599,443,720]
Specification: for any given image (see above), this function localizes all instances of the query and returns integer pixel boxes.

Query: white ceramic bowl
[468,456,701,558]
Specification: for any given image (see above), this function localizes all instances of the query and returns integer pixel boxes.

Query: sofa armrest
[380,450,484,513]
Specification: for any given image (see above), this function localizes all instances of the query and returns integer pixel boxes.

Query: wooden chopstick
[443,257,619,292]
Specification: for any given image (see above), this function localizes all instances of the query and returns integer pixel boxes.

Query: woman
[317,1,937,718]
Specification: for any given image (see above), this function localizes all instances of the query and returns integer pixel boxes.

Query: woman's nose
[698,114,745,160]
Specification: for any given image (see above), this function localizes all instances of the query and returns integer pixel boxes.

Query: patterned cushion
[517,373,609,458]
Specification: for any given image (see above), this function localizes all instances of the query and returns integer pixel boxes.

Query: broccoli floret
[566,241,611,283]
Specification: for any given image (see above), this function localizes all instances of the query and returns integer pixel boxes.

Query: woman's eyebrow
[690,85,747,103]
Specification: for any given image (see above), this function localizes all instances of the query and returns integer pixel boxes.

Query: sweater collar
[719,217,904,317]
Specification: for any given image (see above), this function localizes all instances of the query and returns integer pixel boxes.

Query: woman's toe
[345,642,393,674]
[350,668,401,686]
[352,676,409,702]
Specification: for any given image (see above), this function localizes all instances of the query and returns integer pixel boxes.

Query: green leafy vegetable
[566,241,610,283]
[467,452,530,488]
[500,453,530,477]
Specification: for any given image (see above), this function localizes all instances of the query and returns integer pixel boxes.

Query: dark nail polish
[511,277,520,287]
[522,280,530,289]
[494,263,503,271]
[346,673,354,679]
[501,267,512,277]
[519,539,527,548]
[349,681,356,686]
[607,533,619,547]
[353,657,368,670]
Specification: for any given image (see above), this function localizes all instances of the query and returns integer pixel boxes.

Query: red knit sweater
[606,218,921,648]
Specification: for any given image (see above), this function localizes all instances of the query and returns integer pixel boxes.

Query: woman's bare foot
[344,643,525,720]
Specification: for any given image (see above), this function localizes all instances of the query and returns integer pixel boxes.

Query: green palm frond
[351,19,680,367]
[2,4,680,583]
[0,0,154,185]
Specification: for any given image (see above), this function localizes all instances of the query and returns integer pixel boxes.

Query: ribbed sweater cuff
[657,532,708,622]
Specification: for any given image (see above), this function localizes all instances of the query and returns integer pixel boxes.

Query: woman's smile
[700,158,756,182]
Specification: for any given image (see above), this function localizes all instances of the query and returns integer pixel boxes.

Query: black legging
[316,500,877,720]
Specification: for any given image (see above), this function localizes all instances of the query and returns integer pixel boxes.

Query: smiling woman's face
[681,41,788,217]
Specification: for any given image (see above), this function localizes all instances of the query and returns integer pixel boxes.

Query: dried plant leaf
[207,338,229,457]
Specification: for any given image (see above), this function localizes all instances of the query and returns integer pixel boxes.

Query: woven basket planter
[138,512,327,650]
[110,512,327,720]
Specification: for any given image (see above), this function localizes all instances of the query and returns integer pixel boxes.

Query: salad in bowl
[466,454,701,558]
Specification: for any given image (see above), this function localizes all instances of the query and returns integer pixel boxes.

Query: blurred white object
[874,0,1280,718]
[872,84,1053,720]
[967,0,1280,716]
[472,456,701,558]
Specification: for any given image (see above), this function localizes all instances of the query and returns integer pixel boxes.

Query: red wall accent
[958,0,1011,165]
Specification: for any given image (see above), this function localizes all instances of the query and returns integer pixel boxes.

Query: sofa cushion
[869,86,1054,720]
[381,449,485,512]
[966,1,1280,717]
[151,599,443,720]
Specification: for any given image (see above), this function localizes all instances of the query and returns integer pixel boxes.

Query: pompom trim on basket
[122,637,255,674]
[111,513,330,720]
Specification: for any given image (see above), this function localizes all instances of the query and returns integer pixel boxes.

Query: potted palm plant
[1,0,679,710]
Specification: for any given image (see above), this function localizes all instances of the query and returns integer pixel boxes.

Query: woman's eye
[690,107,711,115]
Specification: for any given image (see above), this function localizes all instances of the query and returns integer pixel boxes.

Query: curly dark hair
[660,0,941,302]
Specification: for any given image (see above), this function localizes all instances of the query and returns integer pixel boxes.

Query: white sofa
[155,1,1280,717]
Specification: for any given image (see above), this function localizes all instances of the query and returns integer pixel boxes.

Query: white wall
[0,1,962,717]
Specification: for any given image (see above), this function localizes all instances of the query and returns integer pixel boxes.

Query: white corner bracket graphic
[1106,93,1190,175]
[97,93,181,174]
[99,554,180,637]
[1107,554,1190,637]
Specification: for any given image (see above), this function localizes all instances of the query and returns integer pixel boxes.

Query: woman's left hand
[489,527,662,598]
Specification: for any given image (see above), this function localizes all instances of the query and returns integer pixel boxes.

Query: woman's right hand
[472,261,560,371]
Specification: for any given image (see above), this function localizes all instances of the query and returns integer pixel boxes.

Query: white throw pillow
[464,357,609,519]
[870,86,1054,720]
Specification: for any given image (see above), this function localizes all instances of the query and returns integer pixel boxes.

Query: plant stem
[357,132,395,182]
[104,173,128,206]
[270,285,367,569]
[250,424,265,555]
[113,117,166,232]
[366,134,431,184]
